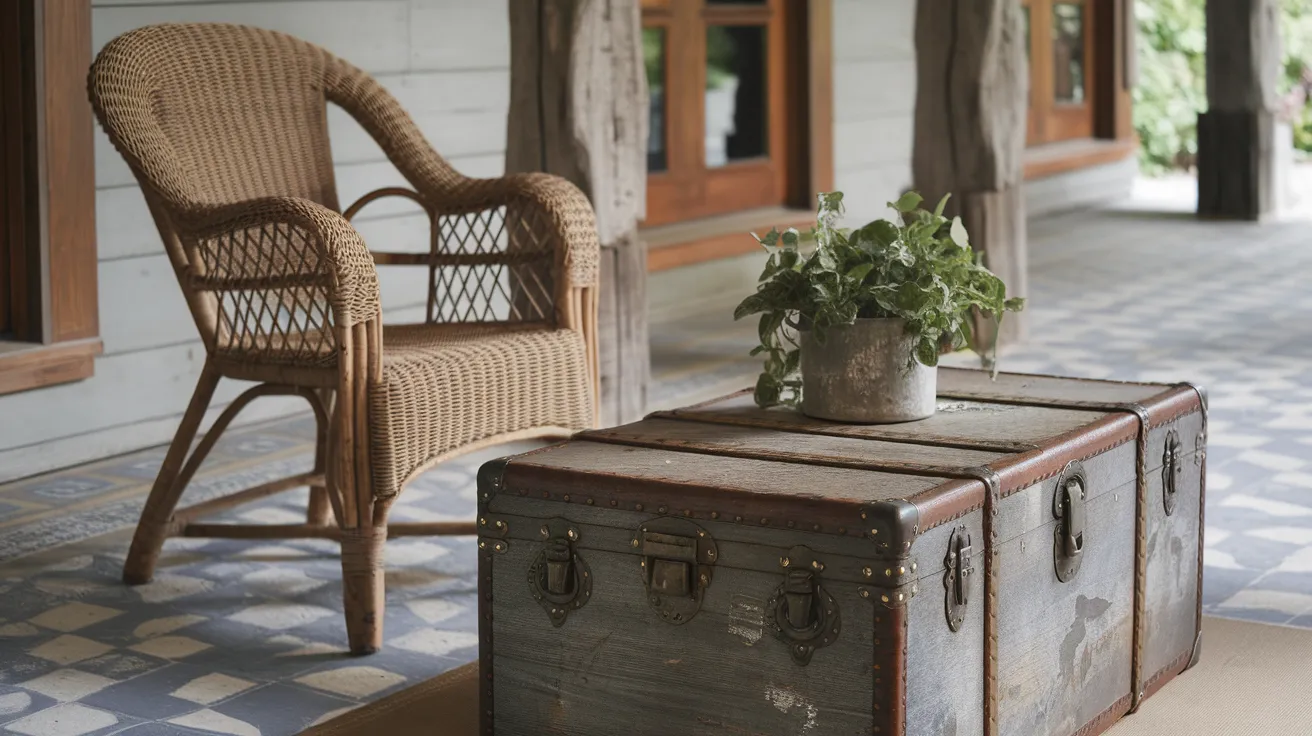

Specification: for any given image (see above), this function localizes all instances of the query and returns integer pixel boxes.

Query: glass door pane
[644,27,668,172]
[1052,2,1086,103]
[705,25,767,167]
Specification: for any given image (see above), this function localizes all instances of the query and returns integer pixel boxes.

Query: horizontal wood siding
[830,0,915,225]
[0,0,512,483]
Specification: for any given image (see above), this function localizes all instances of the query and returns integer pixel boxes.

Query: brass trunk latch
[1163,429,1183,516]
[636,518,717,625]
[768,545,841,666]
[944,525,973,632]
[1053,460,1087,583]
[528,518,591,627]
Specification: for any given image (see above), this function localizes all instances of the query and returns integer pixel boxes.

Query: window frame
[1023,0,1098,146]
[0,0,101,396]
[641,0,799,227]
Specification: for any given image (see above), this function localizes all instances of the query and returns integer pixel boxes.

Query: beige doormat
[305,616,1309,735]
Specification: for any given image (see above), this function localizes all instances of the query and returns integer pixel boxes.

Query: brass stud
[885,568,893,577]
[586,498,595,505]
[478,541,486,549]
[760,517,769,525]
[811,560,824,571]
[710,511,720,519]
[861,512,868,519]
[706,549,716,559]
[563,495,570,502]
[911,562,918,573]
[897,565,905,575]
[610,500,618,507]
[658,506,667,514]
[697,530,705,537]
[735,516,743,522]
[479,517,487,526]
[635,504,645,512]
[780,557,791,568]
[863,566,873,578]
[494,520,505,530]
[881,594,890,603]
[631,538,640,548]
[897,592,905,601]
[860,589,870,599]
[567,528,579,541]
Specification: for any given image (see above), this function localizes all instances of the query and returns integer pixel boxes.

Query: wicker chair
[88,23,599,654]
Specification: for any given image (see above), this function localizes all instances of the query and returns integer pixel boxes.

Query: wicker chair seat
[371,323,591,499]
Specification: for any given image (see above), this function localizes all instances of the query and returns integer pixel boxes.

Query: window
[641,0,802,227]
[1022,0,1096,145]
[0,0,100,395]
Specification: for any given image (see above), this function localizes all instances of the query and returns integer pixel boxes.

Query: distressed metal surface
[799,318,937,423]
[491,528,876,735]
[995,477,1136,736]
[1142,446,1203,683]
[906,509,986,736]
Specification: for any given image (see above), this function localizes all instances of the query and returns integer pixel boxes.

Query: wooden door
[641,0,791,226]
[1023,0,1096,146]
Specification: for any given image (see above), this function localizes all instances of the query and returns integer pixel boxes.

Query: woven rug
[2,208,1312,734]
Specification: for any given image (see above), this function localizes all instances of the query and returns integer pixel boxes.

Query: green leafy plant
[733,191,1025,409]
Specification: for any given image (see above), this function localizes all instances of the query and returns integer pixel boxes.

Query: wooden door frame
[641,0,834,271]
[0,0,101,396]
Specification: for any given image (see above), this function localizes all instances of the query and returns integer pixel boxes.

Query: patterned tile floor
[3,201,1312,734]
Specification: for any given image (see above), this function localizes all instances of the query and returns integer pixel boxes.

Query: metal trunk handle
[529,520,591,627]
[1053,461,1088,583]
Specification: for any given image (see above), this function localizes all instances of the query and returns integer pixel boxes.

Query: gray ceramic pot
[799,317,936,423]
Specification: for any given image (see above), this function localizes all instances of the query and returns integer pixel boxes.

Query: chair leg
[123,364,221,585]
[306,391,333,526]
[340,525,387,655]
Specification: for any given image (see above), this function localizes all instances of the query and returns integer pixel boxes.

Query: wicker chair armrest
[183,197,381,329]
[425,173,600,290]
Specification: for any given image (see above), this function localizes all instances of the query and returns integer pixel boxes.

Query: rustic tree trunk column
[1197,0,1283,220]
[912,0,1029,347]
[507,0,650,426]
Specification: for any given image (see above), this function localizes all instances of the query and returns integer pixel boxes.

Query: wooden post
[1197,0,1283,220]
[506,0,650,426]
[912,0,1029,346]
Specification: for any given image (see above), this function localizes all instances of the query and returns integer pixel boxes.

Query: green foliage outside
[1135,0,1312,174]
[733,193,1024,409]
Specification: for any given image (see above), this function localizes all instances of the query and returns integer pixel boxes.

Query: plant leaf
[949,216,970,249]
[892,191,923,213]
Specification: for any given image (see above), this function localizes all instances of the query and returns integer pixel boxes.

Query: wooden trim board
[0,338,101,396]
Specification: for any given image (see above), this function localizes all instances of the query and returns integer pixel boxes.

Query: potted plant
[734,191,1024,423]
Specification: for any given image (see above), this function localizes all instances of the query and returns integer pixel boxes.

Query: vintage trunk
[477,368,1207,736]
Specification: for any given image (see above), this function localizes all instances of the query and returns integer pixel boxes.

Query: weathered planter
[799,317,936,423]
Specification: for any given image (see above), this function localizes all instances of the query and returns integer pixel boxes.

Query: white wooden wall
[0,0,512,483]
[830,0,916,225]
